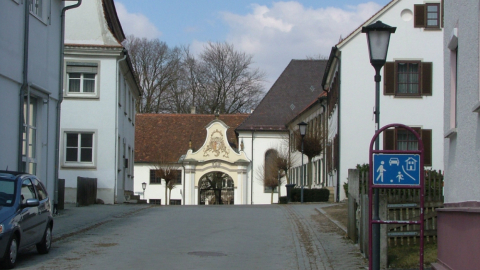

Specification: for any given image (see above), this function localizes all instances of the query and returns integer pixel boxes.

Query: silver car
[0,171,53,269]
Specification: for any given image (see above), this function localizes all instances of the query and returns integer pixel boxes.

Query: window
[169,199,181,205]
[66,62,98,97]
[383,127,432,166]
[22,96,37,174]
[264,149,279,192]
[174,170,182,185]
[384,61,432,96]
[33,179,47,201]
[150,170,162,184]
[414,3,442,29]
[64,132,95,166]
[21,179,36,203]
[149,199,161,205]
[29,0,43,19]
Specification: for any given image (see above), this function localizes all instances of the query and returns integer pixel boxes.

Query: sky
[115,0,391,90]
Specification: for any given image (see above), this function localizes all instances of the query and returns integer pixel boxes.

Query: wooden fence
[347,169,444,261]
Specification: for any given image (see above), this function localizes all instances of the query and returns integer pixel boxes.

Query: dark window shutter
[414,5,426,28]
[421,129,432,166]
[384,62,395,95]
[383,129,395,150]
[422,62,433,96]
[334,135,339,170]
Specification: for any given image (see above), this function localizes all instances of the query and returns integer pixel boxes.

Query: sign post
[368,124,425,270]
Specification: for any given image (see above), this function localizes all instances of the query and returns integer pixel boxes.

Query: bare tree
[123,35,182,113]
[153,153,181,205]
[257,149,285,204]
[189,42,266,114]
[294,130,324,188]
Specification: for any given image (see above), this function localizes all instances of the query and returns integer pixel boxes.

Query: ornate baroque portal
[183,119,250,205]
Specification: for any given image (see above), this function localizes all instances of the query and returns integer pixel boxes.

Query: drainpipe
[114,50,127,203]
[18,0,30,171]
[335,53,341,202]
[250,130,255,204]
[54,0,82,210]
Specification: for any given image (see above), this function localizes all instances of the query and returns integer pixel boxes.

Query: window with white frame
[64,132,95,167]
[22,96,38,174]
[29,0,46,21]
[66,62,99,97]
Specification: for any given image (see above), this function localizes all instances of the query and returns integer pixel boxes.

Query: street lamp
[298,121,307,204]
[362,20,396,270]
[142,182,147,199]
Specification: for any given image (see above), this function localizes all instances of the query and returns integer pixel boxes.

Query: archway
[198,172,234,205]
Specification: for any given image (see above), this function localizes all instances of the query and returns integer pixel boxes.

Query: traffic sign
[373,154,420,185]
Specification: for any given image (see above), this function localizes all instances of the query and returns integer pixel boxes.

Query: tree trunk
[165,181,168,205]
[169,188,172,206]
[308,158,313,189]
[271,189,274,204]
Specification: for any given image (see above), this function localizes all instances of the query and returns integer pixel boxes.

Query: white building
[59,0,140,204]
[0,0,81,206]
[134,60,330,205]
[323,0,444,200]
[432,1,480,269]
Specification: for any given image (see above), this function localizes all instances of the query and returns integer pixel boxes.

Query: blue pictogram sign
[373,154,420,185]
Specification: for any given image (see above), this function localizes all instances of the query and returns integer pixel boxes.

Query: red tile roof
[135,114,250,163]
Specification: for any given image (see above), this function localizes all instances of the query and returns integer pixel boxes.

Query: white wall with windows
[0,0,64,206]
[333,0,444,200]
[59,0,140,204]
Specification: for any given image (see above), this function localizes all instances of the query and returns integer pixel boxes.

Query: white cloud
[115,2,161,39]
[221,1,382,89]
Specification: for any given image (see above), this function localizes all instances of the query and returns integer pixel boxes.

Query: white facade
[59,0,139,204]
[329,0,444,200]
[0,0,66,205]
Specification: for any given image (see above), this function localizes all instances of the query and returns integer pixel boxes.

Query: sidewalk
[52,203,153,242]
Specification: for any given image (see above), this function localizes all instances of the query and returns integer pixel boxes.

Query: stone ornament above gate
[184,119,250,164]
[203,129,230,158]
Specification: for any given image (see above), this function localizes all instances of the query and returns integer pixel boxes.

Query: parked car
[0,171,53,269]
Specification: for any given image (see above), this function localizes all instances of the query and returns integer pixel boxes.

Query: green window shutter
[421,129,432,166]
[384,62,395,95]
[421,62,433,96]
[441,0,444,28]
[383,129,395,150]
[414,5,426,28]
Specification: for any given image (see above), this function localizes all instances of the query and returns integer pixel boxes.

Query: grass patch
[388,241,437,269]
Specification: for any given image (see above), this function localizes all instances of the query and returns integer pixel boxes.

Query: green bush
[279,196,288,204]
[291,188,330,202]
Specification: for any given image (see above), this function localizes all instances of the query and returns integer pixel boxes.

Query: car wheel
[2,235,18,269]
[36,226,52,254]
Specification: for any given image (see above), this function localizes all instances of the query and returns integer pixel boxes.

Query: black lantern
[362,21,396,72]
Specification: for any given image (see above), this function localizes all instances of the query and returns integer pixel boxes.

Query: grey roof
[236,60,328,131]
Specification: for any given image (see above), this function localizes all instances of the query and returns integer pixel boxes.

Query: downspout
[54,0,82,210]
[182,163,186,205]
[335,53,341,202]
[18,0,30,171]
[115,50,127,203]
[250,130,255,205]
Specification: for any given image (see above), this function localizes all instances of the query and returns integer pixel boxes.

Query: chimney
[190,106,196,114]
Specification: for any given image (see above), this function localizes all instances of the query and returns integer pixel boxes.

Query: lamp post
[142,182,147,199]
[298,121,307,204]
[362,20,396,270]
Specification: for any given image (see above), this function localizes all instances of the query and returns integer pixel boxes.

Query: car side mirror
[21,198,40,208]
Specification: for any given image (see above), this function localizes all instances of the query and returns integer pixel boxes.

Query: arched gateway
[198,172,234,205]
[183,118,250,205]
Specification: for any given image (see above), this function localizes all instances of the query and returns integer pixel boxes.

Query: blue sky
[115,0,391,89]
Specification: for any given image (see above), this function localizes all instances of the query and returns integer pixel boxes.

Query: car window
[21,179,36,203]
[34,179,48,201]
[0,179,15,206]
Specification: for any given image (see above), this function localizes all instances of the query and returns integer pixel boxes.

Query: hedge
[291,188,330,202]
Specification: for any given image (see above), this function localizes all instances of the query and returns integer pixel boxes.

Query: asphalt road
[13,204,367,270]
